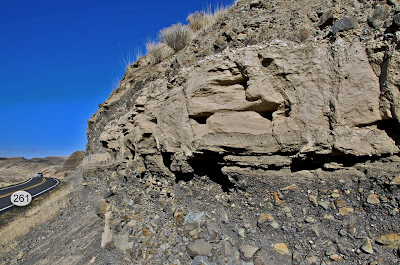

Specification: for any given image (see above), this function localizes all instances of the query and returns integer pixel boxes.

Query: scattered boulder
[318,8,334,28]
[339,207,354,216]
[298,28,311,41]
[174,210,185,227]
[325,245,337,256]
[222,241,234,257]
[96,199,108,218]
[361,238,374,254]
[250,0,265,9]
[273,243,290,255]
[330,17,358,34]
[391,176,400,185]
[376,233,400,248]
[240,244,259,261]
[368,5,391,28]
[292,251,302,262]
[367,194,380,204]
[187,240,213,257]
[184,211,206,228]
[305,216,315,223]
[191,256,217,265]
[258,213,274,225]
[101,211,113,248]
[394,13,400,27]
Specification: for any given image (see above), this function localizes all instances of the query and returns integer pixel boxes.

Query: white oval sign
[11,191,32,206]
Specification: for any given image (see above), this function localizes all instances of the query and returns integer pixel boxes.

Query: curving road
[0,177,59,215]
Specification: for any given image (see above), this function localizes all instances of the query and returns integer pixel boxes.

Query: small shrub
[159,23,192,53]
[146,41,164,64]
[186,4,230,32]
[211,4,230,20]
[187,11,213,31]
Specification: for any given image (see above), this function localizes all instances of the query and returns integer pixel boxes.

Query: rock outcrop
[87,21,399,183]
[81,0,400,264]
[3,1,400,264]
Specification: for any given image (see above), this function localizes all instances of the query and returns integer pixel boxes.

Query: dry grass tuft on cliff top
[159,22,192,53]
[186,3,231,32]
[187,11,214,31]
[139,3,232,65]
[146,41,165,64]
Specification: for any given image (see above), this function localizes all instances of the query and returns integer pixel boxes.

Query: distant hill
[0,153,84,187]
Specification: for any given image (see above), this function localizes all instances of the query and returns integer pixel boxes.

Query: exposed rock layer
[83,0,400,263]
[87,38,399,179]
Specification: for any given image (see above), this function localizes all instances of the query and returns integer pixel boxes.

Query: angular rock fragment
[394,14,400,27]
[368,5,391,28]
[361,238,374,254]
[318,8,334,28]
[240,244,259,261]
[191,256,217,265]
[187,240,213,257]
[330,17,358,34]
[258,213,274,225]
[222,241,234,257]
[391,176,400,185]
[376,233,400,247]
[367,194,380,204]
[273,243,290,255]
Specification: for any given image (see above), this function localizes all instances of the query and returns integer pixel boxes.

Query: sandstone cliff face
[86,0,399,182]
[38,1,400,264]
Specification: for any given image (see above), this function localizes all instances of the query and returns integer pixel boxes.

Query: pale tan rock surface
[87,39,399,178]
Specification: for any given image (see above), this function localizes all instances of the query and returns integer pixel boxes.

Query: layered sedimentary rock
[50,0,400,263]
[87,38,399,181]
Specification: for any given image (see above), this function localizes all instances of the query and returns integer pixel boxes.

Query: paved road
[0,177,59,215]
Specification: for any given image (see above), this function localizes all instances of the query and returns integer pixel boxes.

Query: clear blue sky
[0,0,233,158]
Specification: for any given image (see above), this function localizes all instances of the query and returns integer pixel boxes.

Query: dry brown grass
[159,3,231,53]
[186,4,230,32]
[121,49,143,70]
[159,23,192,53]
[211,3,230,20]
[187,11,214,31]
[0,177,28,188]
[146,41,165,64]
[0,182,72,255]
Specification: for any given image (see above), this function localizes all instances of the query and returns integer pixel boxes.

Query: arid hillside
[0,157,67,187]
[0,151,84,187]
